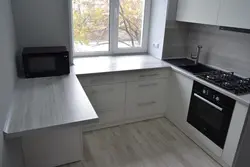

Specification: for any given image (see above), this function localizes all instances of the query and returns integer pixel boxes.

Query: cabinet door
[222,102,247,166]
[84,83,126,124]
[166,72,193,131]
[176,0,220,25]
[218,0,250,29]
[126,79,168,119]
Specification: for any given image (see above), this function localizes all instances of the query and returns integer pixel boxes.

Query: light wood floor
[61,118,221,167]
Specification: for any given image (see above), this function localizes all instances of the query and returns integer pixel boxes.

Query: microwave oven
[22,46,70,78]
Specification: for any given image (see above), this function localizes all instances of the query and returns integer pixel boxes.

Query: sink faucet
[191,45,203,64]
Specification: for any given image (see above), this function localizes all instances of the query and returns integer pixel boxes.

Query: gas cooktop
[196,70,250,95]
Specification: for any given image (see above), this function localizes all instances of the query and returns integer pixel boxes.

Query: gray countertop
[4,55,250,138]
[73,55,171,75]
[73,55,250,106]
[3,74,98,138]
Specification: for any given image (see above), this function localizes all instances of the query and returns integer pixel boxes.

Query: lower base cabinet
[126,78,168,119]
[78,69,170,130]
[166,71,249,167]
[83,83,126,125]
[165,71,193,131]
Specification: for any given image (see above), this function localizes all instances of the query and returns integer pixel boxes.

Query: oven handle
[194,93,223,111]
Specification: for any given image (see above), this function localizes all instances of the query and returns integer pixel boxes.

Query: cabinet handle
[139,73,159,78]
[90,76,115,83]
[138,83,158,87]
[137,101,156,107]
[92,88,114,94]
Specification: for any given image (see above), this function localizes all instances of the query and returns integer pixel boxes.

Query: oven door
[187,92,232,149]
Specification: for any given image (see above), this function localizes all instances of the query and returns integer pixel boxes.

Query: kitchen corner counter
[168,63,250,106]
[3,74,98,138]
[72,55,171,75]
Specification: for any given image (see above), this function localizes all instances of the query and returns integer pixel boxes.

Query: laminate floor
[61,118,221,167]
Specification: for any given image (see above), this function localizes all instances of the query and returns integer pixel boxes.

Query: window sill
[72,54,170,76]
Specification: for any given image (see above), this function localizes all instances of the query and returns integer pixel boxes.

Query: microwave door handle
[194,93,223,111]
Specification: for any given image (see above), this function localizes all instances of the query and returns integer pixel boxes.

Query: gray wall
[187,24,250,77]
[162,0,189,59]
[148,0,189,60]
[11,0,72,62]
[0,0,18,166]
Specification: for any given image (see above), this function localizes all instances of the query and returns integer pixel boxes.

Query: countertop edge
[74,65,172,76]
[3,116,98,139]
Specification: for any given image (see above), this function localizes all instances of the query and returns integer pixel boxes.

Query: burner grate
[196,71,250,95]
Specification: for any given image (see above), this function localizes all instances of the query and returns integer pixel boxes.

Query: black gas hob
[196,70,250,95]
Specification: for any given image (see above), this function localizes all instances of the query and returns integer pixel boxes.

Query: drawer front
[84,83,126,114]
[126,68,170,82]
[126,79,167,119]
[78,73,125,86]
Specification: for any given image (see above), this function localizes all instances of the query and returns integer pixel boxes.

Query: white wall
[0,0,18,166]
[148,0,168,59]
[11,0,72,62]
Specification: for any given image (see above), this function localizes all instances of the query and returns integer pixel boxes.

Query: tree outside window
[72,0,144,52]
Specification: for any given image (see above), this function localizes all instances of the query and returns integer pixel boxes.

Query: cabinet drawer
[78,73,125,86]
[84,83,126,114]
[125,68,170,82]
[126,79,167,119]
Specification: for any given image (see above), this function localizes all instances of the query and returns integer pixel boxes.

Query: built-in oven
[187,81,236,149]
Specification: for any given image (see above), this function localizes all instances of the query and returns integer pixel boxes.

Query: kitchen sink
[164,58,196,66]
[180,64,216,74]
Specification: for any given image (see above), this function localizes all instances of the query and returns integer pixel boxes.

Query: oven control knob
[216,96,220,101]
[203,89,206,94]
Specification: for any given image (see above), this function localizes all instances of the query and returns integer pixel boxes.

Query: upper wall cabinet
[217,0,250,29]
[176,0,221,25]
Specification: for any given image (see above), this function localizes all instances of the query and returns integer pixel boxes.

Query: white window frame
[71,0,151,57]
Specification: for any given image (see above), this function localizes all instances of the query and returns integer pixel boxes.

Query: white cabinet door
[176,0,221,25]
[165,72,193,131]
[84,83,126,124]
[222,102,248,166]
[126,79,168,119]
[218,0,250,29]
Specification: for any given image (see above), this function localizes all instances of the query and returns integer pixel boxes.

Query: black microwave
[22,46,70,78]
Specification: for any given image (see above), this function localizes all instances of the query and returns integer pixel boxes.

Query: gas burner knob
[203,89,206,94]
[215,96,220,101]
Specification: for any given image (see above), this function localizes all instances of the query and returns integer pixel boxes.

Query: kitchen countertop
[168,63,250,106]
[73,55,250,105]
[73,55,171,75]
[5,54,250,139]
[3,73,98,138]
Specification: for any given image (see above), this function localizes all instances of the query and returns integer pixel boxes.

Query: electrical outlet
[153,43,160,48]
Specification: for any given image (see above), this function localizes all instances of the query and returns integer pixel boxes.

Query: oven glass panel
[28,56,56,72]
[191,95,224,130]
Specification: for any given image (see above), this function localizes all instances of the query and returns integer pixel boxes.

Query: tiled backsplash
[187,24,250,77]
[162,21,189,59]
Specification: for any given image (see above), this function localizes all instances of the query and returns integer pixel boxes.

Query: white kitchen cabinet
[126,78,168,119]
[176,0,221,25]
[78,73,125,86]
[222,102,248,166]
[125,68,170,82]
[217,0,250,29]
[165,71,193,131]
[84,83,126,125]
[78,68,170,130]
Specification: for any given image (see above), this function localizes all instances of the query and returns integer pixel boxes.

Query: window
[72,0,151,56]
